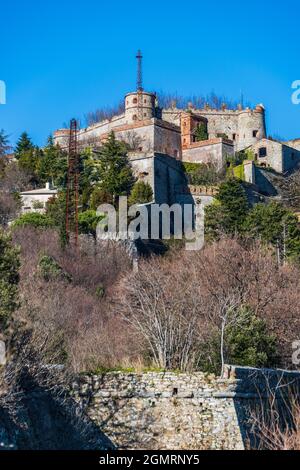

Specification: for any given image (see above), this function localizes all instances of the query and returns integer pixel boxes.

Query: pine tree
[90,132,135,205]
[205,178,249,238]
[18,146,42,184]
[244,202,300,263]
[38,135,68,186]
[15,132,34,159]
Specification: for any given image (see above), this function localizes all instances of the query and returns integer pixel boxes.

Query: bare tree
[0,162,33,193]
[279,168,300,210]
[248,371,300,450]
[119,255,206,371]
[119,237,300,373]
[84,101,125,126]
[0,192,20,226]
[156,91,248,111]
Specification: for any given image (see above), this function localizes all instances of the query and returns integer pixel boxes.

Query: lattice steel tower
[65,118,79,246]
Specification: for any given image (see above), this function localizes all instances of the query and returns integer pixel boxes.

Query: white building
[20,183,57,213]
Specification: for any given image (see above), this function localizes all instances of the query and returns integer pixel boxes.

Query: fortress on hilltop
[53,51,300,206]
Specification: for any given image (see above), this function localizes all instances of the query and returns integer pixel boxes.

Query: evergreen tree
[0,129,10,157]
[205,178,249,239]
[78,210,103,236]
[128,181,153,205]
[244,202,300,263]
[38,135,68,186]
[225,307,277,368]
[87,132,135,205]
[0,230,20,325]
[198,307,277,374]
[15,132,34,159]
[89,186,113,210]
[17,146,42,186]
[46,192,67,245]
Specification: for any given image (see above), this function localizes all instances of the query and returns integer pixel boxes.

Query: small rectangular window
[259,147,267,158]
[253,130,258,138]
[232,133,236,141]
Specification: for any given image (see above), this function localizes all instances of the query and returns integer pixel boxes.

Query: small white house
[20,183,58,213]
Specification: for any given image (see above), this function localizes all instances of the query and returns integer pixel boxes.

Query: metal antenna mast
[65,118,79,247]
[136,49,143,91]
[136,50,144,121]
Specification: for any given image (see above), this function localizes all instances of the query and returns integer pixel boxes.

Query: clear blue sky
[1,0,300,146]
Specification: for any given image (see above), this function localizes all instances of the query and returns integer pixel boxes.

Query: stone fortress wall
[53,86,300,205]
[162,103,266,151]
[54,92,266,156]
[71,366,300,450]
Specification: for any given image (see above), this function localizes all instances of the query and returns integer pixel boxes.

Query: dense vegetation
[0,130,300,374]
[1,126,300,449]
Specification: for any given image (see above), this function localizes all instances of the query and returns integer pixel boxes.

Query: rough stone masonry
[71,365,300,450]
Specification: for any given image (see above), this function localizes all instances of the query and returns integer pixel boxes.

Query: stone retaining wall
[71,366,300,450]
[71,370,243,450]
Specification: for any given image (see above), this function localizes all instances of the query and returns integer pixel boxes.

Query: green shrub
[0,230,20,323]
[32,200,44,210]
[89,187,113,210]
[78,210,104,236]
[182,162,221,186]
[244,202,300,262]
[216,133,229,139]
[128,181,153,205]
[38,255,71,282]
[233,164,245,180]
[198,307,278,374]
[95,283,105,298]
[12,212,54,229]
[193,122,208,141]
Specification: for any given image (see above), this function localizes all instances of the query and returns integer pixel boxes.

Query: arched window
[132,115,137,121]
[133,98,138,104]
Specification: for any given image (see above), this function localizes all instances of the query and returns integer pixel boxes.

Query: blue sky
[1,0,299,146]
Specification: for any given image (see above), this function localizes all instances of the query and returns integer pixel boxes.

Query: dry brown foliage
[8,229,300,374]
[118,238,300,371]
[11,227,140,372]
